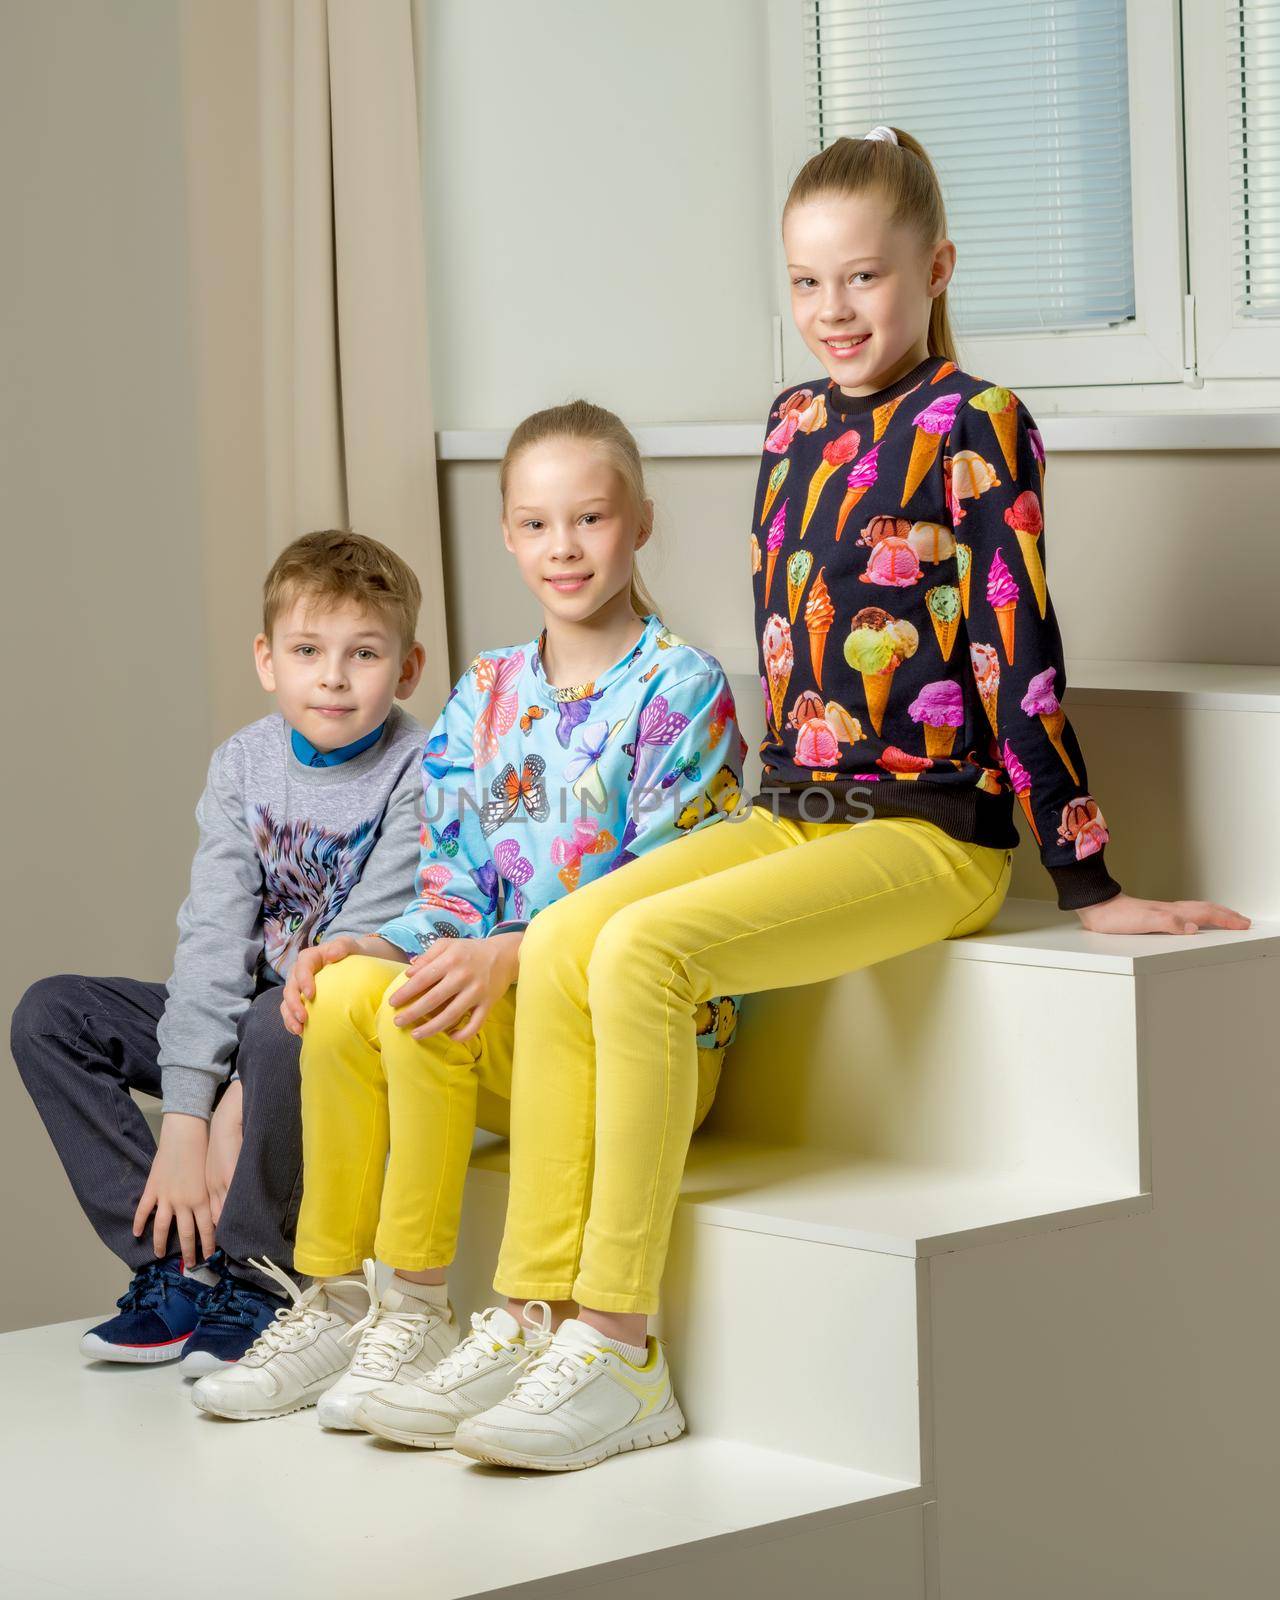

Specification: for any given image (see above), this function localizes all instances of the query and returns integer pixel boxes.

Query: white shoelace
[240,1256,363,1362]
[430,1301,553,1387]
[508,1327,599,1408]
[342,1260,445,1381]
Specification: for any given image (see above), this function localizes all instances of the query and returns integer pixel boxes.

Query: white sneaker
[453,1318,686,1472]
[316,1262,460,1431]
[190,1258,366,1421]
[357,1302,552,1449]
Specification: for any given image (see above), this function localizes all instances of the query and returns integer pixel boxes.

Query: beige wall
[2,0,1277,1336]
[1,1,213,1326]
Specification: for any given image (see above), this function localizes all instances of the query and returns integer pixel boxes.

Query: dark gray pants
[10,974,303,1292]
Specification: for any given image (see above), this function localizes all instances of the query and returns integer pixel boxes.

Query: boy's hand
[133,1114,213,1268]
[206,1080,243,1224]
[390,932,523,1044]
[1076,893,1251,936]
[280,934,407,1035]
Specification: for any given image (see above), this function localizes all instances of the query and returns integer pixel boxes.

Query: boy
[11,530,428,1370]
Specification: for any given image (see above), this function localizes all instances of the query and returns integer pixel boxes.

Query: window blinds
[1230,0,1280,317]
[804,0,1137,336]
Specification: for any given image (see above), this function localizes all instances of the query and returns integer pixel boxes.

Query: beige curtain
[181,0,450,734]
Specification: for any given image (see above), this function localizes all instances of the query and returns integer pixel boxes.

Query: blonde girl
[422,127,1247,1472]
[188,402,746,1432]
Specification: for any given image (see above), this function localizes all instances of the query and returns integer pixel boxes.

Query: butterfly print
[554,692,601,749]
[414,862,483,925]
[660,752,702,790]
[422,731,452,782]
[550,816,618,892]
[473,653,524,764]
[470,860,500,919]
[622,694,690,786]
[480,754,550,837]
[493,836,534,922]
[565,717,628,807]
[430,819,460,858]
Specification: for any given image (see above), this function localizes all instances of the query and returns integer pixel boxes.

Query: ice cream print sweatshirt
[750,355,1119,911]
[377,614,748,1049]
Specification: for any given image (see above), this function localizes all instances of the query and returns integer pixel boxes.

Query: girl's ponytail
[499,400,661,621]
[784,128,958,365]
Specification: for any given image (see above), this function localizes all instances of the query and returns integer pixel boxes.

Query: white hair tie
[863,125,898,145]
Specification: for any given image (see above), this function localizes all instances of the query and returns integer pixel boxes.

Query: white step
[711,896,1278,1181]
[0,1319,928,1598]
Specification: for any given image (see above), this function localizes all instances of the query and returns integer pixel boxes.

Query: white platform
[0,1322,924,1599]
[6,878,1278,1595]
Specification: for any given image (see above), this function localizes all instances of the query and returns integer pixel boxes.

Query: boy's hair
[262,530,421,652]
[498,400,661,621]
[784,130,958,365]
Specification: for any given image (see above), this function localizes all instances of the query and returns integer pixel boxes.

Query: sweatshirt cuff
[377,917,427,958]
[160,1065,221,1121]
[489,920,529,937]
[1047,852,1123,912]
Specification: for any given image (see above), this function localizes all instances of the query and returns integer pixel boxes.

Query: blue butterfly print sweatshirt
[377,613,749,1050]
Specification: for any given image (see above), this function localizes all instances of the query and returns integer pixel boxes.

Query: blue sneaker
[80,1256,215,1364]
[178,1270,285,1376]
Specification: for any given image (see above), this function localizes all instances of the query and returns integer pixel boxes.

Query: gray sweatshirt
[156,706,425,1118]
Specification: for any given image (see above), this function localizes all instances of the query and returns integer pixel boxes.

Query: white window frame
[766,0,1189,393]
[1183,0,1280,378]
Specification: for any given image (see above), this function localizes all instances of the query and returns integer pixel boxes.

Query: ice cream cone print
[872,391,908,441]
[994,602,1017,665]
[1039,709,1080,783]
[1004,492,1046,618]
[762,613,795,733]
[862,664,897,736]
[801,430,860,539]
[925,585,962,662]
[1015,787,1042,845]
[956,544,972,617]
[909,679,963,760]
[1002,740,1042,845]
[971,643,1001,737]
[835,444,880,541]
[786,549,813,623]
[844,608,917,735]
[901,393,962,508]
[931,361,957,384]
[804,567,834,690]
[985,549,1020,665]
[1015,531,1047,617]
[969,386,1020,480]
[761,457,790,525]
[764,499,787,606]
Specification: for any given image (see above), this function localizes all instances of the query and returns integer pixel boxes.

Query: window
[805,0,1136,338]
[767,1,1194,394]
[1185,0,1280,377]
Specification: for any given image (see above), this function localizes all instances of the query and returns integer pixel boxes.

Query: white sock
[387,1274,448,1309]
[597,1334,648,1366]
[320,1276,369,1323]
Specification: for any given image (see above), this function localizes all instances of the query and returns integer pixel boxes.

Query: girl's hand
[1076,893,1251,936]
[281,934,406,1035]
[205,1080,243,1225]
[132,1114,213,1267]
[389,932,523,1043]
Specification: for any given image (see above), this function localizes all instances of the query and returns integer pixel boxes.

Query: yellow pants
[292,958,726,1277]
[491,807,1012,1314]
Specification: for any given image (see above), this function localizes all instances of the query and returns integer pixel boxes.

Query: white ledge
[715,649,1280,716]
[437,412,1280,461]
